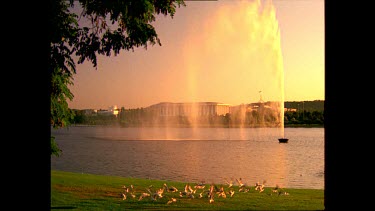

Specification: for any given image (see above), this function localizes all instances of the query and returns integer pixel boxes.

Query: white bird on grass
[138,192,150,201]
[163,183,178,192]
[224,178,234,188]
[208,184,215,203]
[167,197,177,204]
[194,183,206,189]
[236,178,245,188]
[228,189,235,197]
[217,186,227,198]
[255,180,266,193]
[272,184,280,193]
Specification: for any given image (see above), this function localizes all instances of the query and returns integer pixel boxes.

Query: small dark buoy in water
[278,138,288,143]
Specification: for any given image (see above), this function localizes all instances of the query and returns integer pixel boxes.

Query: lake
[51,126,324,190]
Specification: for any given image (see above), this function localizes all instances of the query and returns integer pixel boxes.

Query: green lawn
[51,170,324,210]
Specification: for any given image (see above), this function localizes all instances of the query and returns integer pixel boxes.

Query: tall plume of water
[183,0,285,138]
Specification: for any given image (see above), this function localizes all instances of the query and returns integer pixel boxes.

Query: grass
[51,170,324,210]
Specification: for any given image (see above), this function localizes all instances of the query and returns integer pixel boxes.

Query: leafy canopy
[49,0,186,156]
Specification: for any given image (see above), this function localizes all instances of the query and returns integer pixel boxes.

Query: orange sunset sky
[68,0,324,110]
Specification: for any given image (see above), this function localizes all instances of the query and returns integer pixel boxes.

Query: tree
[49,0,186,156]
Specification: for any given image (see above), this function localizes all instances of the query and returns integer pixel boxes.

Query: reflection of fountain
[273,140,288,188]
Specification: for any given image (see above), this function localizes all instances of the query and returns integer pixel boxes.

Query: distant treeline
[71,100,324,127]
[284,110,324,127]
[284,100,324,127]
[285,100,324,112]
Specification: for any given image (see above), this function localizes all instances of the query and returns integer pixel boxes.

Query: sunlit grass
[51,170,324,210]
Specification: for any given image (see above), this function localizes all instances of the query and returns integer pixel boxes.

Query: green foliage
[51,136,62,157]
[49,0,186,156]
[284,110,324,126]
[50,67,75,128]
[50,67,75,156]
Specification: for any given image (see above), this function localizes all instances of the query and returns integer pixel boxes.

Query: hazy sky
[68,0,324,110]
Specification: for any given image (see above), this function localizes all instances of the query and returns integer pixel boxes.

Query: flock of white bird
[120,177,289,204]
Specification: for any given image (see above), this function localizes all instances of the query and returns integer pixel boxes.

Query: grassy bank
[51,170,324,210]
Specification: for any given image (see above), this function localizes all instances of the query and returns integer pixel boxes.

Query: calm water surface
[51,126,324,190]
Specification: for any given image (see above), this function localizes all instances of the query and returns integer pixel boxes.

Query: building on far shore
[284,108,297,112]
[96,105,119,117]
[81,109,97,116]
[146,102,232,117]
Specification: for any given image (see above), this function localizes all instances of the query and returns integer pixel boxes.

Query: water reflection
[51,127,324,189]
[270,142,287,188]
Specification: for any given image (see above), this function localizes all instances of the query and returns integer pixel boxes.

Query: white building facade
[147,102,231,117]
